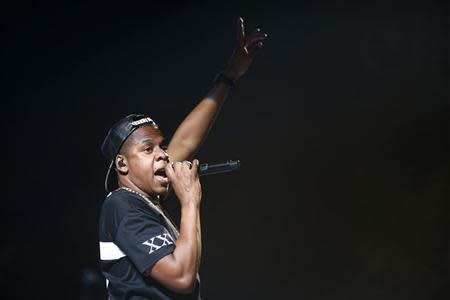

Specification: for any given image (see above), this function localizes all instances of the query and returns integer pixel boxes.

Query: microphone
[198,160,240,176]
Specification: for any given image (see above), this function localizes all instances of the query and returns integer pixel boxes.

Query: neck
[119,184,161,203]
[117,176,162,203]
[118,181,147,196]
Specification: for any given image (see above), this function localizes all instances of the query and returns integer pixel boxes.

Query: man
[98,17,267,299]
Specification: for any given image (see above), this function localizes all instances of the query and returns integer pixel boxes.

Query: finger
[247,41,264,56]
[249,28,264,37]
[174,161,183,173]
[247,31,267,43]
[243,45,249,55]
[182,160,192,170]
[165,162,176,180]
[243,32,267,54]
[247,28,266,37]
[247,33,266,47]
[247,40,264,53]
[191,159,199,177]
[237,17,245,46]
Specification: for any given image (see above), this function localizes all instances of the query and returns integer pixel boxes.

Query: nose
[155,146,169,162]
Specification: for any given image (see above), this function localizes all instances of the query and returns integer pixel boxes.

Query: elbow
[171,274,196,294]
[147,253,198,294]
[172,139,197,155]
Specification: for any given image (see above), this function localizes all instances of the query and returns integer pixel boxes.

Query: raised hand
[225,17,268,80]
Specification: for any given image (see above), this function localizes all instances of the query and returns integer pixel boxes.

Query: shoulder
[100,189,156,219]
[99,189,161,239]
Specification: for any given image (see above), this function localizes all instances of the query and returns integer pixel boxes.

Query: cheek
[130,154,155,175]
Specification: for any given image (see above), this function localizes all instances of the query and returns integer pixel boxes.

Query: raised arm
[167,17,268,162]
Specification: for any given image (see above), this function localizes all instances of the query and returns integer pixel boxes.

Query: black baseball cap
[101,114,159,192]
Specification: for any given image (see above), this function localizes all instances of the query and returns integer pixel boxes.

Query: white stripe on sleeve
[99,242,126,260]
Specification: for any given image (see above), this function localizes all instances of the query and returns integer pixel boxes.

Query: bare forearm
[171,204,201,287]
[167,17,267,163]
[168,82,231,162]
[149,161,202,294]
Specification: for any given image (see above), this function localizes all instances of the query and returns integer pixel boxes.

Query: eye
[144,146,154,153]
[161,145,168,151]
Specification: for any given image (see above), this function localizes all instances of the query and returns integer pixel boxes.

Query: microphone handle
[198,160,240,176]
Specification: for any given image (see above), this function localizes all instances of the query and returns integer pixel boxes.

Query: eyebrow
[140,138,165,145]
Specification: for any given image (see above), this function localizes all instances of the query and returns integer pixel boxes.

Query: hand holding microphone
[165,159,240,206]
[165,160,202,208]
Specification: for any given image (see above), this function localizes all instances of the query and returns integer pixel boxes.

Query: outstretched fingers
[245,32,267,55]
[237,21,267,55]
[247,29,267,44]
[237,17,245,47]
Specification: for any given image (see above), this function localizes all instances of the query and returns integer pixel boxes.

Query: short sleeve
[114,208,176,274]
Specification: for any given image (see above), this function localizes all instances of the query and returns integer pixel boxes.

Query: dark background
[1,0,448,299]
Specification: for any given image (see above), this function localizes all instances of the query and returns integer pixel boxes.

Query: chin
[153,184,169,195]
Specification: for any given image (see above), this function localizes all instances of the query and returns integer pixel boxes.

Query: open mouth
[155,168,166,177]
[154,168,169,184]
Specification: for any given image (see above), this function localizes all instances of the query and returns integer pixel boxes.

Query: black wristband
[213,72,236,88]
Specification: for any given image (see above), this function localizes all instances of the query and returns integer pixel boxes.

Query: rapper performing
[98,18,267,299]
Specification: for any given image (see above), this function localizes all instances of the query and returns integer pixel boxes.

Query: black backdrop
[1,1,449,299]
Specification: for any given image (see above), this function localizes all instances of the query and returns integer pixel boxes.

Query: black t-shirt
[99,189,200,300]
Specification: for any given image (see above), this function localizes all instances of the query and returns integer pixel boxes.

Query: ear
[115,154,129,174]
